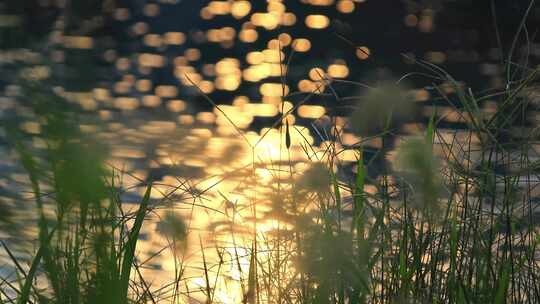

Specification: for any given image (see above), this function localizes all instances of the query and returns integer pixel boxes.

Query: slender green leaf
[119,183,152,304]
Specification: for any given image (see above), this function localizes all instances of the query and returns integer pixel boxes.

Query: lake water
[1,1,540,302]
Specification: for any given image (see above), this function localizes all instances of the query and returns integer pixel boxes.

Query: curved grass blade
[119,183,152,304]
[16,228,56,304]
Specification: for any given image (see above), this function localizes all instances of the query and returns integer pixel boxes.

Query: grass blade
[16,228,56,304]
[119,183,152,304]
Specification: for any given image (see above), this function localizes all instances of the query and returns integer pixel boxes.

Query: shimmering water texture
[2,0,540,303]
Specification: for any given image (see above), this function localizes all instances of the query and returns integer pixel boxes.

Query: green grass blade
[494,261,511,304]
[353,148,366,237]
[425,109,436,147]
[245,243,257,304]
[331,170,342,232]
[199,237,213,304]
[119,183,152,304]
[16,228,55,304]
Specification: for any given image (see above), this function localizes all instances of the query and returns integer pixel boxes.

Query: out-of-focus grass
[349,81,414,137]
[3,71,540,304]
[270,68,540,303]
[0,85,187,304]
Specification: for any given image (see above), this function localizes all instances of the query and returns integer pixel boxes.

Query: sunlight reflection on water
[2,0,532,302]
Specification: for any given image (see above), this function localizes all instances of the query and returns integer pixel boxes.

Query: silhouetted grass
[3,67,540,304]
[0,85,189,304]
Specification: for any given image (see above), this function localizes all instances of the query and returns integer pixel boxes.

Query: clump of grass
[349,81,415,136]
[281,65,540,303]
[224,55,539,302]
[394,137,443,218]
[297,162,332,193]
[156,211,188,252]
[0,85,187,304]
[4,75,540,304]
